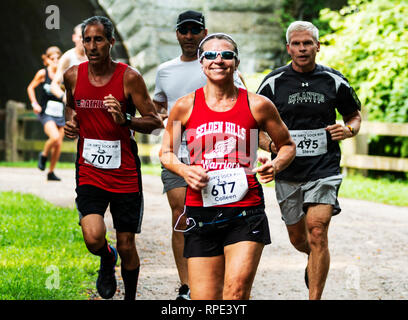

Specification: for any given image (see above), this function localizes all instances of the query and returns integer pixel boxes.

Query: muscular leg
[286,216,310,255]
[305,204,332,300]
[166,187,188,285]
[80,214,107,253]
[223,241,264,300]
[42,121,61,163]
[187,256,224,300]
[48,126,64,173]
[116,232,139,270]
[117,232,140,300]
[81,214,118,299]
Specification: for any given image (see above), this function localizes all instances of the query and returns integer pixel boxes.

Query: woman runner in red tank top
[160,33,295,300]
[185,86,263,207]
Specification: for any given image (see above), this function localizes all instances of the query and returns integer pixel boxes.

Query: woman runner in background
[27,46,65,181]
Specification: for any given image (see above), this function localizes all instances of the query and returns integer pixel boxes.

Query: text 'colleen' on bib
[201,167,248,207]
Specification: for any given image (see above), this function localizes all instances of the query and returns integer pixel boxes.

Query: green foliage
[318,0,408,157]
[271,0,341,65]
[244,70,272,93]
[277,0,348,42]
[0,192,98,300]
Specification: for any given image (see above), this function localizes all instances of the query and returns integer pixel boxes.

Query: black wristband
[268,141,273,153]
[121,113,132,127]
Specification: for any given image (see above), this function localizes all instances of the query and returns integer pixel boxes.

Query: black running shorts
[75,184,143,233]
[183,206,271,258]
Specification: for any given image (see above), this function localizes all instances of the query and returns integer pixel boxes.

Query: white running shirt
[65,48,85,69]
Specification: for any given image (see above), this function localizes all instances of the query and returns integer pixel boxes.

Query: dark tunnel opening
[0,0,129,109]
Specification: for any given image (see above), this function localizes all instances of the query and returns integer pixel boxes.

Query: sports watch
[346,125,355,135]
[121,113,132,127]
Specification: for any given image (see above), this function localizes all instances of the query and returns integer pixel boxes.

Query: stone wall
[98,0,284,90]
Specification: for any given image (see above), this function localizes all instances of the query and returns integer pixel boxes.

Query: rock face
[98,0,284,89]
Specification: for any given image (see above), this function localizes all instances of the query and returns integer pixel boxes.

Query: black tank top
[39,68,62,115]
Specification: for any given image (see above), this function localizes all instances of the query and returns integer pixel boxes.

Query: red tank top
[73,61,139,193]
[185,87,264,207]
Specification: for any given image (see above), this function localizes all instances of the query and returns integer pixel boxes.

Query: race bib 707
[82,138,121,169]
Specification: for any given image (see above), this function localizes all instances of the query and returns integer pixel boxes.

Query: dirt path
[1,167,407,300]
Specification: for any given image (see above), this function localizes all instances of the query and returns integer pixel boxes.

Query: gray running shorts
[161,135,189,193]
[38,113,65,127]
[161,167,187,193]
[275,174,343,225]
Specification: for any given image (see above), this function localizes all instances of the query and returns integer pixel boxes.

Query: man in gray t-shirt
[153,10,208,300]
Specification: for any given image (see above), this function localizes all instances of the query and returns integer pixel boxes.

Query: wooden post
[356,107,369,176]
[5,100,25,162]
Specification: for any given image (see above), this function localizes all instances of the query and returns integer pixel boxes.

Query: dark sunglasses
[177,26,203,35]
[200,50,237,61]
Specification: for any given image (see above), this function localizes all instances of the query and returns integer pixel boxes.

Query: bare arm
[106,67,163,133]
[50,53,70,102]
[258,130,276,153]
[153,100,169,121]
[27,69,45,114]
[326,110,362,141]
[159,93,209,191]
[63,66,79,139]
[250,93,296,183]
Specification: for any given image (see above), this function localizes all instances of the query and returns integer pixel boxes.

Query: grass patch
[0,161,161,176]
[338,174,408,207]
[0,192,98,300]
[0,161,75,169]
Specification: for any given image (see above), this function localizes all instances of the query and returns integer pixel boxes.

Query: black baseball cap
[176,10,205,29]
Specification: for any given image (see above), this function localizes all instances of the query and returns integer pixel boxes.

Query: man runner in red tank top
[63,16,162,300]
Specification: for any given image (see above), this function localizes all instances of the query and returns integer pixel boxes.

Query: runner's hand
[64,117,79,139]
[159,113,168,122]
[269,141,277,154]
[253,156,276,184]
[326,123,349,141]
[183,165,209,191]
[105,94,125,125]
[32,102,42,115]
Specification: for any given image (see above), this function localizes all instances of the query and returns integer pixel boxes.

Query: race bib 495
[289,128,327,157]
